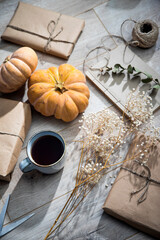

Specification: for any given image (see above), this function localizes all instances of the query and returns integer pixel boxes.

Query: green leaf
[133,68,141,76]
[112,68,117,73]
[113,64,125,74]
[141,78,153,83]
[127,65,136,74]
[133,72,141,77]
[114,64,125,69]
[153,84,160,89]
[143,72,152,79]
[135,67,141,72]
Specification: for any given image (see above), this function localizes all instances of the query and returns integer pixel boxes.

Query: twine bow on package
[1,2,85,59]
[103,134,160,239]
[0,98,31,181]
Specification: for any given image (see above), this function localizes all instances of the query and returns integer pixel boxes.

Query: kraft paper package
[0,98,31,181]
[103,133,160,239]
[1,2,85,59]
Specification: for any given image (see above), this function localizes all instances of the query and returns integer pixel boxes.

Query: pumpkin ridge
[45,92,59,116]
[65,82,90,98]
[11,56,33,73]
[66,90,89,112]
[48,69,58,85]
[65,91,79,110]
[52,98,58,116]
[62,68,76,83]
[44,91,54,114]
[32,89,54,106]
[30,82,54,89]
[65,82,85,87]
[54,94,66,119]
[64,93,79,112]
[6,61,26,81]
[10,58,31,78]
[68,89,87,97]
[1,65,20,86]
[28,82,54,105]
[64,70,86,86]
[0,68,11,88]
[62,94,79,122]
[64,80,87,87]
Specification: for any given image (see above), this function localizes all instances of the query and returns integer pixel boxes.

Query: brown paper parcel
[103,134,160,239]
[0,98,31,181]
[1,2,85,59]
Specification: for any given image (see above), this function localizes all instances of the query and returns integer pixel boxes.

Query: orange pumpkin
[28,64,90,122]
[0,47,38,93]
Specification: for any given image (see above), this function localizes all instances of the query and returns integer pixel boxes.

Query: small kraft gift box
[103,133,160,239]
[0,98,31,181]
[1,2,85,59]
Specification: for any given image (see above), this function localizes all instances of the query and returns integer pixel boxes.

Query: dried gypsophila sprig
[126,89,160,140]
[44,90,159,240]
[79,109,126,156]
[126,89,154,125]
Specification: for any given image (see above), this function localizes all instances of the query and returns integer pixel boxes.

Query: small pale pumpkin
[28,64,90,122]
[0,47,38,93]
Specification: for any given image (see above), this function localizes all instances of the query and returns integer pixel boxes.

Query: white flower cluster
[80,109,126,157]
[126,90,153,127]
[78,109,127,185]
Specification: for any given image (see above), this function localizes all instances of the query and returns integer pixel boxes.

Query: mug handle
[19,158,35,173]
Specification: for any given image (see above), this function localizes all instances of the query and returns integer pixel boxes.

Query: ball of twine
[132,19,159,48]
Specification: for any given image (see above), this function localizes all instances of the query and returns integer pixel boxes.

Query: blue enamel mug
[19,131,66,174]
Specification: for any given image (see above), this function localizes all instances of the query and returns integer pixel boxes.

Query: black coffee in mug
[31,135,64,165]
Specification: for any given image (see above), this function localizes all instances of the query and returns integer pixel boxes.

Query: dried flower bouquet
[44,90,159,240]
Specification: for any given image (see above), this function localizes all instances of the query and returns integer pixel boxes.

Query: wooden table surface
[0,0,160,239]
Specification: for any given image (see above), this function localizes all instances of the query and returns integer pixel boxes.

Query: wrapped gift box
[2,2,85,59]
[103,134,160,239]
[0,98,31,181]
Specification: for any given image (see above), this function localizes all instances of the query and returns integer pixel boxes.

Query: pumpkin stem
[55,86,68,93]
[55,82,68,93]
[3,56,10,64]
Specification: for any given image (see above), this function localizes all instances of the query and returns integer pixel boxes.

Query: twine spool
[132,19,159,48]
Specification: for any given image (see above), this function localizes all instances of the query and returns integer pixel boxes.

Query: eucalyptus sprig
[103,63,160,90]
